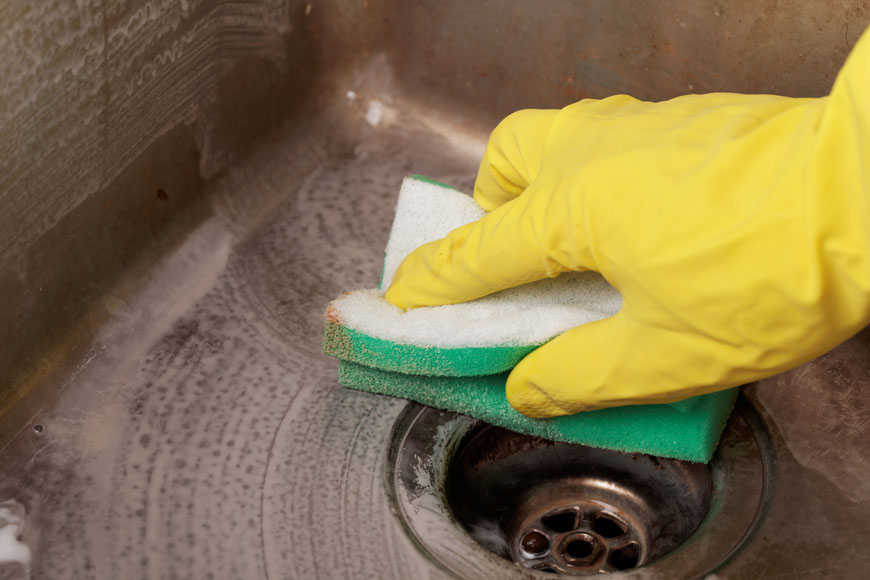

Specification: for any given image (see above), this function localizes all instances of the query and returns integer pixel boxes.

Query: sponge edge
[338,361,739,463]
[323,319,539,376]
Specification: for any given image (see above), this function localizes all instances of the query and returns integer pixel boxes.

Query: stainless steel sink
[2,2,869,578]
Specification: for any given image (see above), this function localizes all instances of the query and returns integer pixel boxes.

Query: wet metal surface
[2,2,870,579]
[0,100,479,579]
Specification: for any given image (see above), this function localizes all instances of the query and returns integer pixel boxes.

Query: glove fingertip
[506,367,570,419]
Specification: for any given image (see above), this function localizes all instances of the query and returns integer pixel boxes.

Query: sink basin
[1,2,869,578]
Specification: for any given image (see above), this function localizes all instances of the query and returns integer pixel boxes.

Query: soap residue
[0,500,31,569]
[365,100,384,126]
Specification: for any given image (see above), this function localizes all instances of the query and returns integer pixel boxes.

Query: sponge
[324,175,623,376]
[323,175,738,462]
[338,361,737,462]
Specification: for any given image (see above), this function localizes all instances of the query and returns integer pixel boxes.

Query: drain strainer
[387,398,773,579]
[446,426,713,576]
[511,492,646,573]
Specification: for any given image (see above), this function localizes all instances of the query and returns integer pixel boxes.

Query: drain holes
[543,510,577,533]
[521,531,550,556]
[592,514,626,538]
[610,542,640,570]
[560,532,601,565]
[565,538,594,559]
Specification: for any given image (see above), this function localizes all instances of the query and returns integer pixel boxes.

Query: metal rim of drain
[386,394,776,579]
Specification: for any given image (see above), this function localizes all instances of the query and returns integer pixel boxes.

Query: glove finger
[473,109,559,212]
[385,180,595,309]
[506,312,748,418]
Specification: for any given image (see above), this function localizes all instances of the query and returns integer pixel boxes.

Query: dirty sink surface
[2,90,870,580]
[0,89,484,578]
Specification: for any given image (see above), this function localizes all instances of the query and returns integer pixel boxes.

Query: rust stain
[324,304,343,324]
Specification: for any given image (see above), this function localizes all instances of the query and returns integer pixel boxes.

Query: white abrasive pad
[331,176,622,348]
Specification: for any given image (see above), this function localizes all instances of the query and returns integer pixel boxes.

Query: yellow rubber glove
[385,27,870,418]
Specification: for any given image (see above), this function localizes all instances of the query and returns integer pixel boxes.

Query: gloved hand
[385,27,870,418]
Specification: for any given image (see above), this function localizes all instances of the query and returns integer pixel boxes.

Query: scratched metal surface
[2,1,870,579]
[0,104,479,579]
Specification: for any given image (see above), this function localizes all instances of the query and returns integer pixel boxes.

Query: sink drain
[387,396,774,579]
[513,493,644,572]
[446,426,713,575]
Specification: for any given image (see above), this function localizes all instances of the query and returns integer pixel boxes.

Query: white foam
[365,100,384,126]
[0,500,31,568]
[335,176,622,348]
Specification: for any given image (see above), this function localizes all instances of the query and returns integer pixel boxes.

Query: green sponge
[338,361,738,463]
[323,175,738,463]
